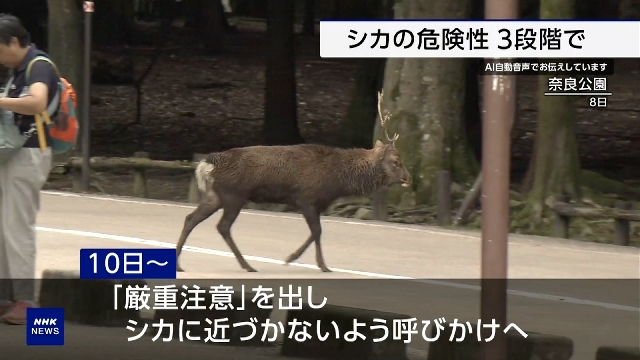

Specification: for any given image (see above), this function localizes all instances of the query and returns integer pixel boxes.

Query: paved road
[7,191,640,359]
[36,191,638,279]
[2,322,291,360]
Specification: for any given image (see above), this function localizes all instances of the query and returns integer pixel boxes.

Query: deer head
[374,90,410,188]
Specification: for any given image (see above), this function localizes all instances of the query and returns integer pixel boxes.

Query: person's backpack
[25,55,79,155]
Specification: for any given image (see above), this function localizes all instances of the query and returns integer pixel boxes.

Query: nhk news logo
[26,308,65,346]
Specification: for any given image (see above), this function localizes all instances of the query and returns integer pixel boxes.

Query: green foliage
[580,170,640,199]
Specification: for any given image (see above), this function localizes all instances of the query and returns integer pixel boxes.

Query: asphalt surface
[0,190,638,360]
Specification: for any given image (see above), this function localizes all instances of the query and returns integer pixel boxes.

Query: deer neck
[338,157,387,197]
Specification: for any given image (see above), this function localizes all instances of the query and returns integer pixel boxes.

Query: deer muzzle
[401,174,412,187]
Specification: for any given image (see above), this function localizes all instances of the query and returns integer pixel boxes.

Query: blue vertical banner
[79,248,177,279]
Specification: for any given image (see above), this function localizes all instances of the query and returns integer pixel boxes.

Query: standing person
[0,14,57,325]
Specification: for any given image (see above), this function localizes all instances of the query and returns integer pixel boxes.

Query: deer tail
[195,160,215,194]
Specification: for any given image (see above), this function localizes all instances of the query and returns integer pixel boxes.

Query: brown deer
[175,91,411,273]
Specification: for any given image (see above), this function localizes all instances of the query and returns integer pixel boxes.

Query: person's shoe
[1,300,36,325]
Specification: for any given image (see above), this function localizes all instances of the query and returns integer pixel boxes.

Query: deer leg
[176,193,222,272]
[284,235,313,265]
[217,202,257,272]
[284,203,317,264]
[313,232,331,273]
[290,205,331,272]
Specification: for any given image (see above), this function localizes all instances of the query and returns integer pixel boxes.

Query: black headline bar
[480,58,614,76]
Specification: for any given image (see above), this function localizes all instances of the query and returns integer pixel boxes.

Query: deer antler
[377,91,399,143]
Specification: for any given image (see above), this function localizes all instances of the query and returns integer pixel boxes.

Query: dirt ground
[43,18,640,244]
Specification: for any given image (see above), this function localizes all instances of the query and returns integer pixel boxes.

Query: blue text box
[26,308,64,346]
[80,248,177,279]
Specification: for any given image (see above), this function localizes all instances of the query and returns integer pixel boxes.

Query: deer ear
[372,140,386,160]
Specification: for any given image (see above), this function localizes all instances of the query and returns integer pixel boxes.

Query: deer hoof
[243,264,258,272]
[284,254,298,264]
[176,264,185,272]
[320,266,332,273]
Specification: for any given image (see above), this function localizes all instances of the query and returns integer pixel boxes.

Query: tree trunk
[463,0,484,163]
[619,0,640,18]
[586,0,619,18]
[263,0,303,145]
[199,0,225,54]
[339,59,385,148]
[92,0,134,45]
[464,57,482,163]
[234,0,267,18]
[373,0,478,207]
[338,0,389,148]
[520,140,536,194]
[47,0,84,163]
[526,0,581,224]
[2,0,48,49]
[302,0,315,36]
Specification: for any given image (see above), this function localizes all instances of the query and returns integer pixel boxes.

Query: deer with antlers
[174,91,411,273]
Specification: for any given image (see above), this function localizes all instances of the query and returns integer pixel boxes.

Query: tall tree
[463,0,485,162]
[263,0,303,145]
[338,0,388,148]
[524,0,581,224]
[47,0,83,163]
[194,0,225,54]
[619,0,640,18]
[302,0,316,36]
[585,0,619,18]
[373,0,478,206]
[201,0,224,53]
[92,0,135,45]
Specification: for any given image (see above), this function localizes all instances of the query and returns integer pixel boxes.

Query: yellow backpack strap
[26,56,63,117]
[41,109,53,125]
[27,56,59,151]
[35,114,47,151]
[26,56,62,80]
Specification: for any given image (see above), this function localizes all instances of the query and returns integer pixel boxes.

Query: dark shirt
[2,44,59,148]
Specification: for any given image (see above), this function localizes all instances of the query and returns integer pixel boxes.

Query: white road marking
[41,190,640,257]
[42,191,479,237]
[37,225,640,312]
